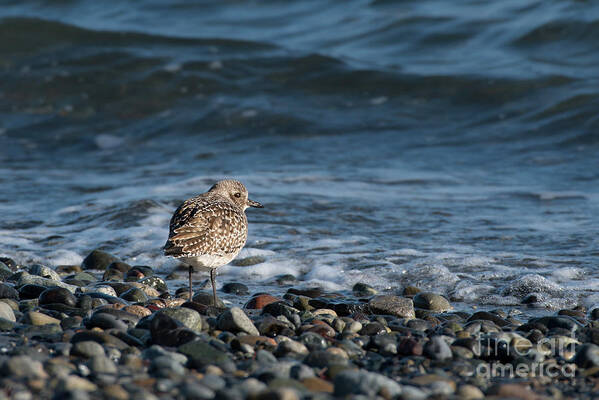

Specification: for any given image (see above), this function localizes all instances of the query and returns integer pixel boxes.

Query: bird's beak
[247,198,263,208]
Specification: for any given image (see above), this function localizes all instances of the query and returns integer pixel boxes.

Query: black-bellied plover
[164,179,263,304]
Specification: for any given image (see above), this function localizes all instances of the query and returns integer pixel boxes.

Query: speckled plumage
[164,198,248,260]
[163,179,263,302]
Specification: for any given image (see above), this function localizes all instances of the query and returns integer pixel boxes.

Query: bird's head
[209,179,263,211]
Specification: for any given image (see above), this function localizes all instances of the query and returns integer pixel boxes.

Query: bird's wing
[164,198,248,258]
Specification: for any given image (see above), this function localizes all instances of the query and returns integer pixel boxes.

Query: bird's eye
[234,192,241,198]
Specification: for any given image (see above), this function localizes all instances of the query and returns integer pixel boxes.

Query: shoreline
[1,250,598,399]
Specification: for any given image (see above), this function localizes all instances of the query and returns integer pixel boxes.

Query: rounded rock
[0,301,16,322]
[155,307,202,331]
[352,282,377,297]
[72,341,106,358]
[424,336,453,361]
[29,264,61,281]
[120,287,148,303]
[39,287,77,307]
[413,292,452,312]
[369,295,415,319]
[217,307,259,336]
[222,282,249,295]
[81,250,120,270]
[0,283,19,300]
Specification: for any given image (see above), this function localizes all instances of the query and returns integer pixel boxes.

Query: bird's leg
[210,268,218,306]
[188,265,193,300]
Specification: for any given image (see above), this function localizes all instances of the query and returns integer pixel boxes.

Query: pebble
[334,369,402,397]
[72,341,106,358]
[246,294,280,309]
[423,336,453,361]
[177,340,231,369]
[413,292,452,312]
[217,307,259,335]
[0,301,16,321]
[88,355,118,375]
[352,282,377,297]
[81,250,120,270]
[222,282,249,295]
[120,287,148,303]
[369,295,415,319]
[2,355,48,379]
[39,286,77,306]
[17,272,78,293]
[29,264,61,281]
[23,311,61,326]
[574,343,599,368]
[457,384,485,399]
[0,283,19,299]
[154,307,202,331]
[4,252,599,400]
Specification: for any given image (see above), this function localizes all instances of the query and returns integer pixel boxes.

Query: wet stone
[0,283,19,300]
[398,338,423,356]
[71,331,130,350]
[1,355,48,379]
[39,287,78,307]
[29,264,61,281]
[72,272,97,284]
[23,311,61,326]
[139,276,168,293]
[103,269,123,281]
[0,257,16,269]
[359,321,387,336]
[299,331,328,351]
[154,307,202,331]
[246,294,281,310]
[192,291,226,307]
[334,369,402,398]
[19,284,48,299]
[424,336,453,361]
[178,340,231,369]
[72,341,106,358]
[0,262,13,280]
[85,312,129,331]
[574,343,599,368]
[126,265,154,279]
[0,301,16,322]
[369,295,415,319]
[17,273,78,293]
[275,274,297,285]
[467,311,510,327]
[403,286,421,296]
[88,355,118,375]
[120,287,148,303]
[217,307,259,335]
[304,350,348,368]
[222,282,249,295]
[352,282,377,297]
[262,302,301,325]
[81,250,120,270]
[531,316,580,332]
[413,292,452,312]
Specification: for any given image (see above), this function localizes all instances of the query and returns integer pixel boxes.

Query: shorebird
[164,179,263,304]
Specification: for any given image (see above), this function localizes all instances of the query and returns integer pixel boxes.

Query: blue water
[0,0,598,312]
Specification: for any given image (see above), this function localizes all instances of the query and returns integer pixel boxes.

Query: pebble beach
[1,250,598,400]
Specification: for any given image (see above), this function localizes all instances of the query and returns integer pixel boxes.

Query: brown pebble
[302,377,333,393]
[245,294,280,309]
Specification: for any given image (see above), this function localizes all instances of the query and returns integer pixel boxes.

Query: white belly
[182,254,235,270]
